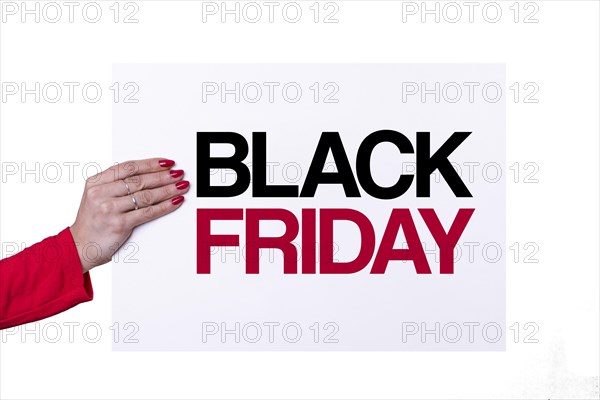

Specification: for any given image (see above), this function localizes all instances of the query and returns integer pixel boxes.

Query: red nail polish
[159,159,175,167]
[170,169,184,178]
[171,195,184,205]
[176,180,190,190]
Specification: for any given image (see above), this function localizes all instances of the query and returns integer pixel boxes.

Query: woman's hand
[70,158,189,273]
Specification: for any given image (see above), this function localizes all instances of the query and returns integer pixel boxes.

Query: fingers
[125,194,186,228]
[87,158,176,187]
[104,169,185,197]
[72,157,187,271]
[118,180,190,212]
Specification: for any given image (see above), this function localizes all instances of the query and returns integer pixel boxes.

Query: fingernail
[170,169,184,178]
[176,180,190,190]
[159,159,175,167]
[171,195,184,205]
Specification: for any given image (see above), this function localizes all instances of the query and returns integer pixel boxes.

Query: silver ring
[122,180,131,195]
[130,194,139,210]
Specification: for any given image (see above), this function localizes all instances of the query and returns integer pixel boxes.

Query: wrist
[69,224,94,274]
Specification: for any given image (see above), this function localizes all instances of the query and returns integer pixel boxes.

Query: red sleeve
[0,227,93,330]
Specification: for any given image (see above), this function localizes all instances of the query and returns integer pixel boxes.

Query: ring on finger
[122,179,131,195]
[130,194,139,210]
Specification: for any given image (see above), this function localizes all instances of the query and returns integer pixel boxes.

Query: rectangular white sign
[112,63,506,350]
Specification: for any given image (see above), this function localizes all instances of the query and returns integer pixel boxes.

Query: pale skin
[70,158,189,273]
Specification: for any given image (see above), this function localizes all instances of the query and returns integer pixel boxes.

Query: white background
[0,1,598,398]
